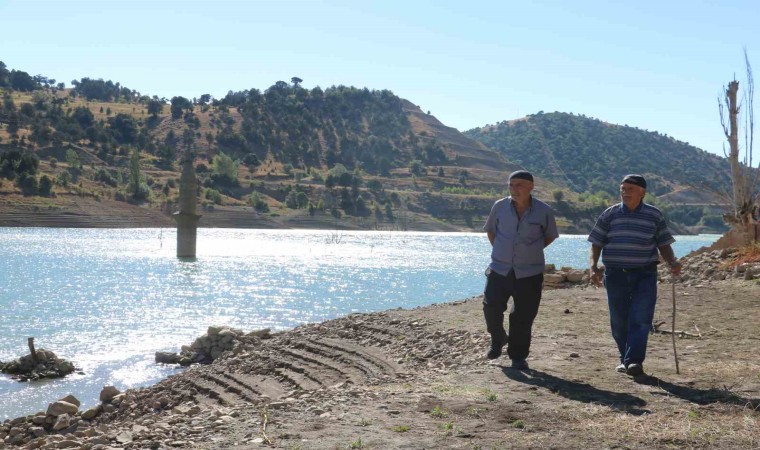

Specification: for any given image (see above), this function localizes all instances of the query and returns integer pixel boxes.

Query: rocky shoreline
[2,248,759,449]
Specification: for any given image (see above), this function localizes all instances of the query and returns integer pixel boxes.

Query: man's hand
[669,261,682,277]
[589,267,604,287]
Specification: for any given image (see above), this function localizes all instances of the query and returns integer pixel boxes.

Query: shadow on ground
[502,367,650,415]
[635,375,760,411]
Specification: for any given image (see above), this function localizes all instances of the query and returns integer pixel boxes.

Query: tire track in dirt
[162,326,410,410]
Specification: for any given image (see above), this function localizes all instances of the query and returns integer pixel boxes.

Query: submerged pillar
[174,155,201,258]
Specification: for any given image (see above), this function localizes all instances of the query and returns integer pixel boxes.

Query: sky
[2,0,759,157]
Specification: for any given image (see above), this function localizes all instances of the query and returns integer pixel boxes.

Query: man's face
[509,178,534,201]
[620,182,645,205]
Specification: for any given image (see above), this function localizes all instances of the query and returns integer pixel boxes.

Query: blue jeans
[603,267,657,365]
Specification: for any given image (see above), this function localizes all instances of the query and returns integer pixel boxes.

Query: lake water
[0,228,719,419]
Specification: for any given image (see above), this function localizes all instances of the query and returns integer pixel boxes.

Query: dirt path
[2,278,759,449]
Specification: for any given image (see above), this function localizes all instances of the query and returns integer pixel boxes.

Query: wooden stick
[671,280,680,374]
[28,337,38,362]
[654,329,701,338]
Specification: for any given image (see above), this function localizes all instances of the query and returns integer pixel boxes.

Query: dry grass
[720,241,760,271]
[734,242,760,264]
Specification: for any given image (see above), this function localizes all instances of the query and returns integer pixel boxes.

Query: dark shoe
[486,334,508,360]
[626,363,644,376]
[615,363,627,373]
[511,359,529,370]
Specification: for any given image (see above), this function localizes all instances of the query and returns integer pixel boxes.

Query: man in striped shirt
[588,174,681,377]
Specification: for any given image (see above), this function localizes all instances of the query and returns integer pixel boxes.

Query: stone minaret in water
[174,153,201,258]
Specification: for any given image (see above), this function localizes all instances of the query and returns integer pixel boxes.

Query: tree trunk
[725,81,753,225]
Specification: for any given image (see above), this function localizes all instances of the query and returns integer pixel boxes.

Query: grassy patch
[430,405,450,418]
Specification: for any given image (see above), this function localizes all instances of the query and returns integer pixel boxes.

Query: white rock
[52,414,71,431]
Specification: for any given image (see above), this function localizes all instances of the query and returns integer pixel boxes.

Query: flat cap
[509,170,534,183]
[621,174,647,189]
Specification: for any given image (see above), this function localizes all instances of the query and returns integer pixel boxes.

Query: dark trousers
[483,270,543,360]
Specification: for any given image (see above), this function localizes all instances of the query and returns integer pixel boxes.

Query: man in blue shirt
[588,174,681,376]
[483,170,559,369]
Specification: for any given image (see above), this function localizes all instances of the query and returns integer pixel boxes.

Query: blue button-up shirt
[483,196,559,278]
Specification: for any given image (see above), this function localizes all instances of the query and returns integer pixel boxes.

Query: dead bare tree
[719,49,759,227]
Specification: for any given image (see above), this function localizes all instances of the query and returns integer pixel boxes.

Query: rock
[100,386,121,402]
[544,273,566,284]
[47,400,79,416]
[544,264,556,272]
[115,431,133,444]
[111,393,126,406]
[155,352,180,364]
[565,270,585,283]
[81,405,101,420]
[174,404,201,416]
[248,328,271,338]
[60,394,81,408]
[52,414,71,431]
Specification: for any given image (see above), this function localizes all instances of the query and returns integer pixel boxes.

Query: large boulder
[47,400,78,417]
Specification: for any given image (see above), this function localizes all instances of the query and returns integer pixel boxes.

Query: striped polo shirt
[587,202,675,269]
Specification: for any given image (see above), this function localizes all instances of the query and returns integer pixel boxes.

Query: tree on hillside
[10,70,38,92]
[170,96,193,119]
[210,151,239,186]
[719,49,759,226]
[147,98,165,117]
[127,148,149,201]
[0,61,9,87]
[291,77,303,87]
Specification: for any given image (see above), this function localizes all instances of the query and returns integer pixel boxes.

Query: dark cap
[508,170,534,183]
[621,174,647,189]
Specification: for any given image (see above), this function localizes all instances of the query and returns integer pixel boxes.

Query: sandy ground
[5,274,756,449]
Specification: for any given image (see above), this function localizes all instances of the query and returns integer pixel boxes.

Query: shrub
[249,191,269,212]
[38,175,53,196]
[94,169,118,187]
[17,173,38,195]
[205,188,223,205]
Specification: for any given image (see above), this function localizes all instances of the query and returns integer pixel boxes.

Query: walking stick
[671,277,680,374]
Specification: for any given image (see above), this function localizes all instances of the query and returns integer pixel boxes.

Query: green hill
[0,62,736,233]
[0,63,519,231]
[464,112,731,196]
[465,112,735,232]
